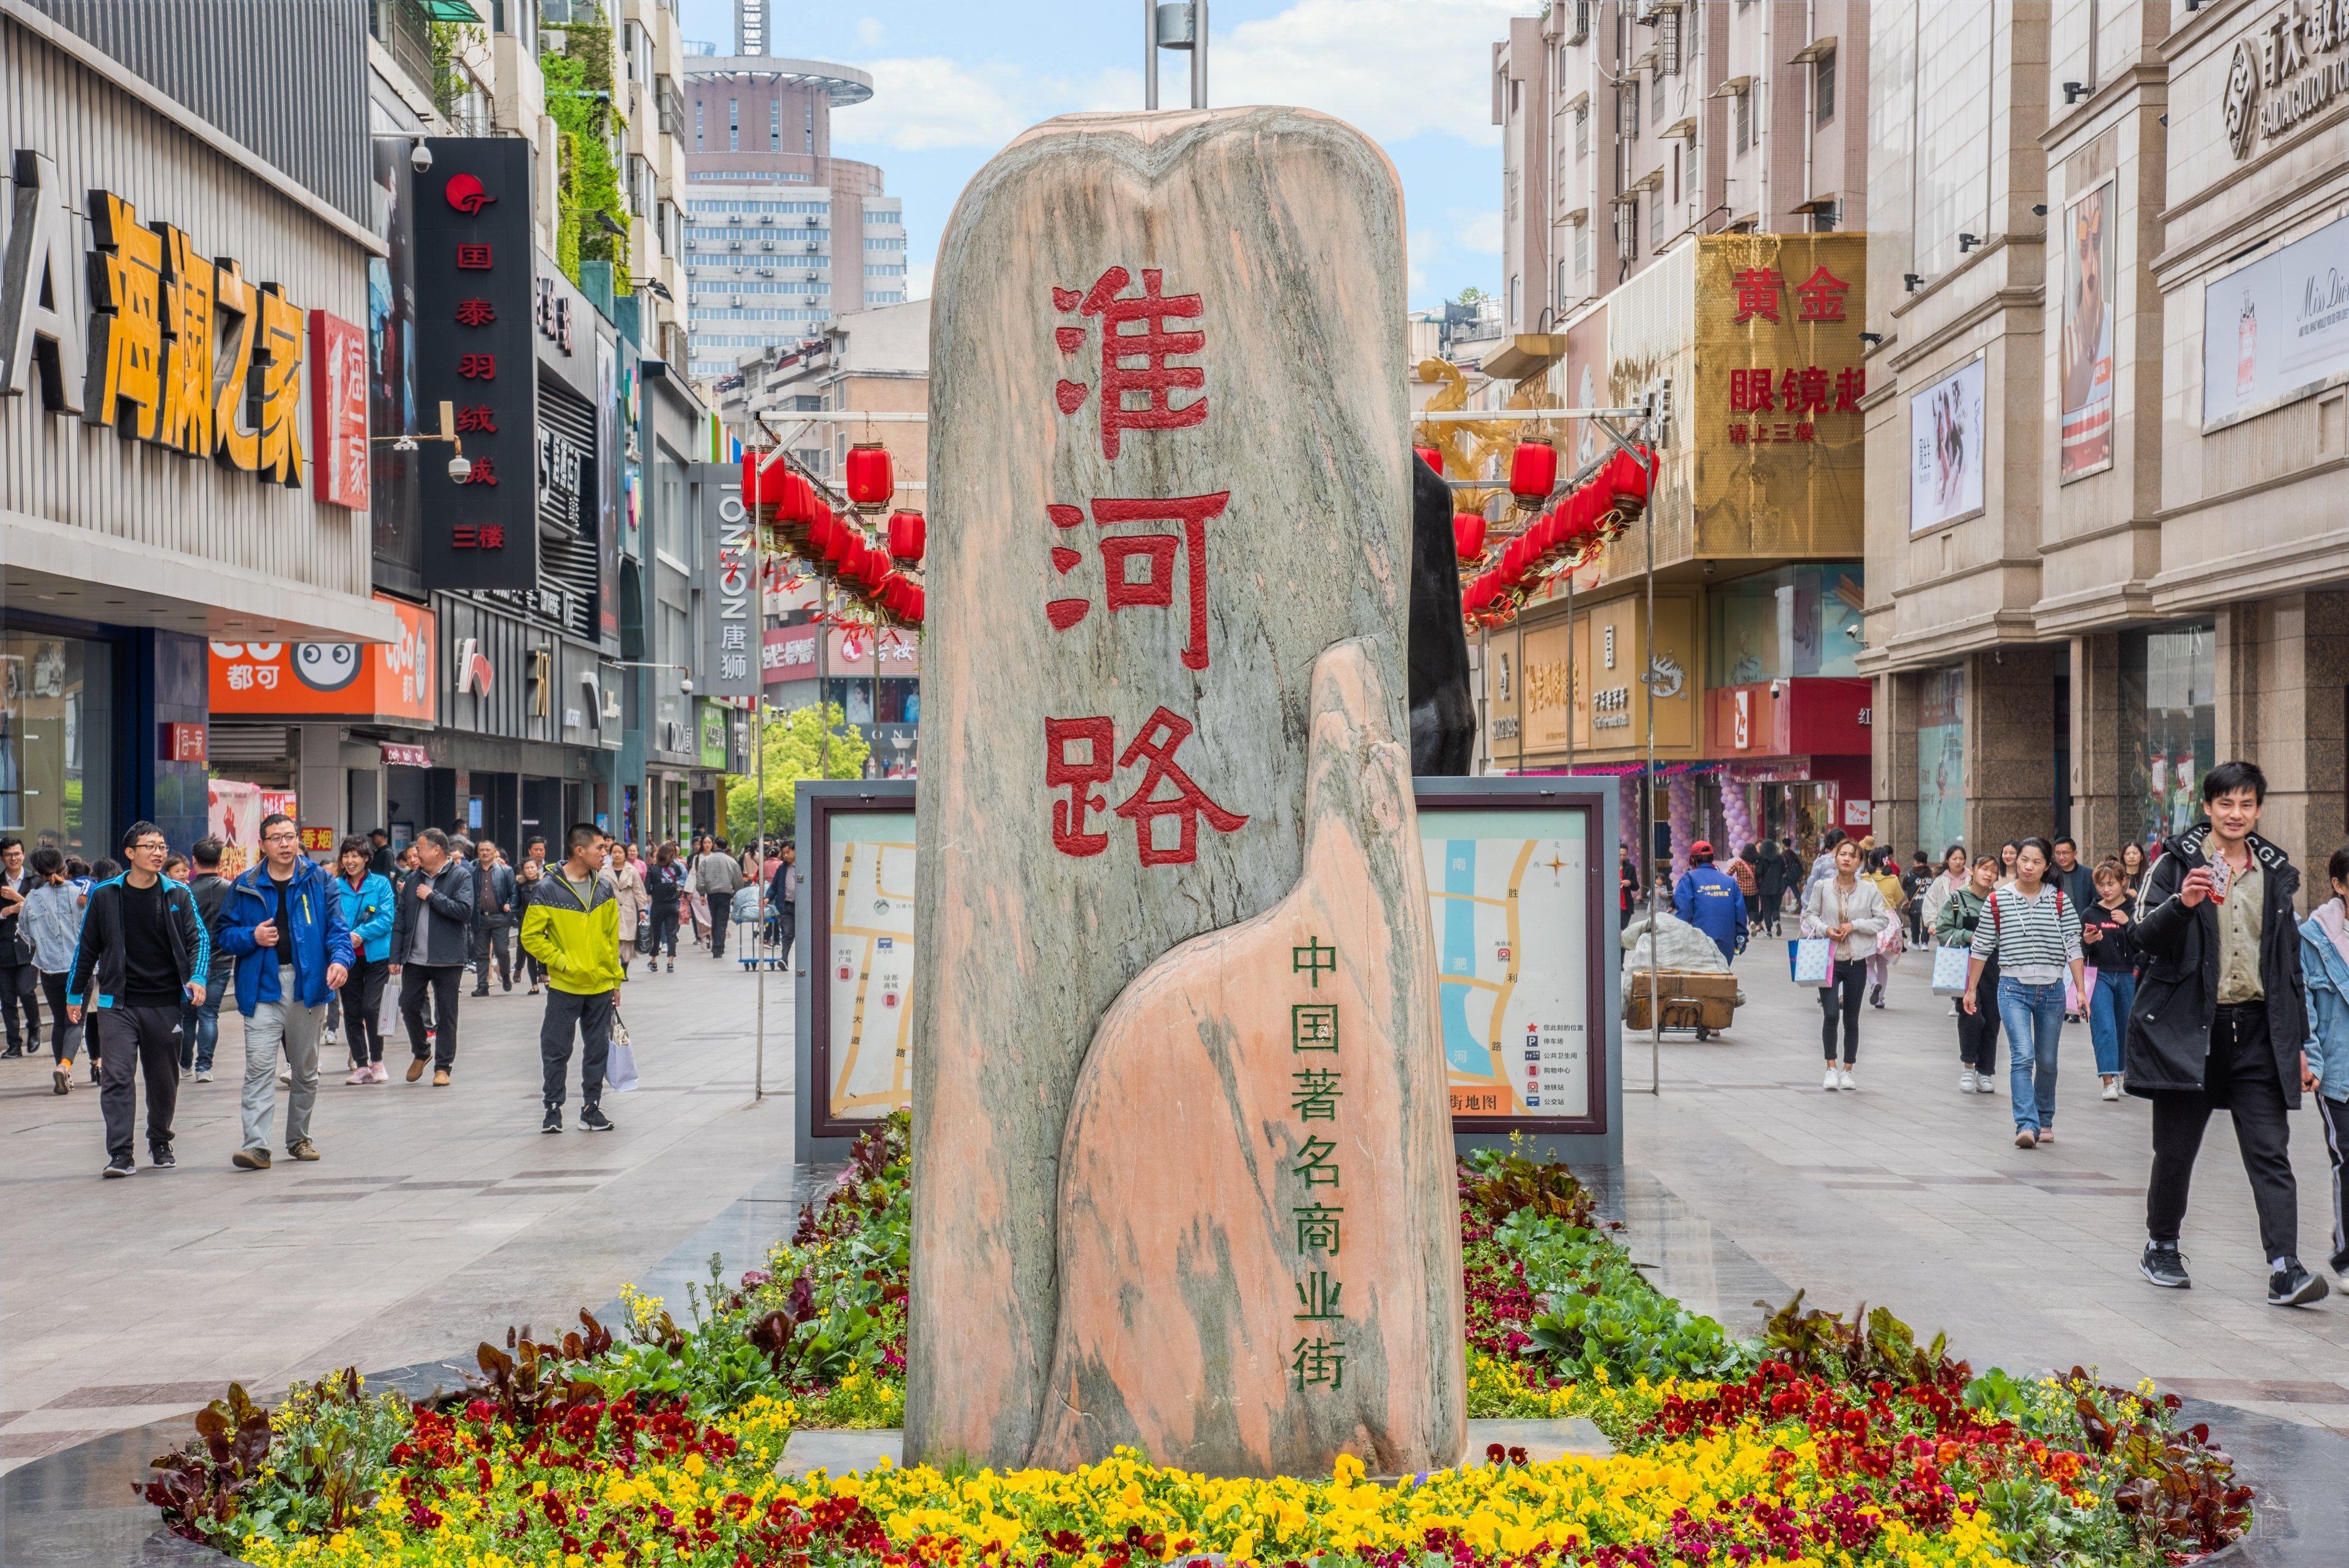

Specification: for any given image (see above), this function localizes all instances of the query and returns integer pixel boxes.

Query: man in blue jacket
[217,813,352,1171]
[1673,841,1747,965]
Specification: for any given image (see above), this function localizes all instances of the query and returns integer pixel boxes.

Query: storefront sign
[698,463,756,699]
[2202,209,2349,425]
[308,310,369,508]
[416,138,538,590]
[2225,4,2349,158]
[698,699,729,769]
[162,721,208,763]
[0,147,325,497]
[299,827,335,853]
[381,742,432,768]
[1708,678,1872,760]
[209,595,437,721]
[1908,357,1986,531]
[762,623,922,681]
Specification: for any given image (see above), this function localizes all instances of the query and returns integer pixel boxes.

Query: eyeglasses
[262,831,300,844]
[130,839,169,853]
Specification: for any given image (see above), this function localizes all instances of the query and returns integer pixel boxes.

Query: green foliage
[1499,1211,1742,1385]
[724,703,874,830]
[1756,1288,1964,1389]
[231,1372,411,1547]
[426,20,483,122]
[141,1383,275,1545]
[541,19,626,289]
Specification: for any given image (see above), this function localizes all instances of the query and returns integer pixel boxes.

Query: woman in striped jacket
[1964,836,2085,1150]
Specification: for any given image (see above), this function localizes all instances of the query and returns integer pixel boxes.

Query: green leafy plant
[540,18,626,287]
[141,1383,273,1544]
[1756,1289,1967,1391]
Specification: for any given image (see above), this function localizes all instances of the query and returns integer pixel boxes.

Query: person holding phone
[2128,760,2325,1307]
[2081,857,2139,1099]
[65,822,210,1178]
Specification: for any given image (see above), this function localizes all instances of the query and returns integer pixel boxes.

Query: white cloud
[856,17,885,46]
[833,59,1146,152]
[1456,210,1504,255]
[1407,226,1443,297]
[1214,0,1538,147]
[906,256,937,300]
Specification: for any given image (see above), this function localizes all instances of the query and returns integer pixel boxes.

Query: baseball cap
[1691,840,1714,856]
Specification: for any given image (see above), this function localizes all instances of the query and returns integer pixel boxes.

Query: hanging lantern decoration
[1509,434,1557,502]
[845,442,895,509]
[1452,511,1486,564]
[888,508,927,563]
[820,509,853,565]
[1414,442,1444,477]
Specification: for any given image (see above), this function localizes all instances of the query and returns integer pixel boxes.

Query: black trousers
[1818,958,1865,1063]
[2318,1093,2349,1276]
[2147,1002,2298,1263]
[343,957,388,1064]
[95,1004,180,1162]
[399,964,462,1070]
[709,898,731,957]
[1958,957,2002,1074]
[649,910,680,958]
[0,961,38,1050]
[540,987,614,1110]
[38,970,81,1063]
[470,921,513,994]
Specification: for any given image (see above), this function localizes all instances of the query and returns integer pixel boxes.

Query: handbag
[1792,936,1834,986]
[1931,942,1972,995]
[605,1009,639,1093]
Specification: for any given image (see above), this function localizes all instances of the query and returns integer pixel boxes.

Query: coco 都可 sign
[0,148,363,507]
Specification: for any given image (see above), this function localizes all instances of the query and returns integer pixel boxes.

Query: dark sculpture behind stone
[1407,453,1478,776]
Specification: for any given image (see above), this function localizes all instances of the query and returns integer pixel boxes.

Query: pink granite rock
[908,105,1461,1474]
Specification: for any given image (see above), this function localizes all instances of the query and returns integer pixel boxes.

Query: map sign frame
[1418,785,1614,1140]
[798,782,918,1153]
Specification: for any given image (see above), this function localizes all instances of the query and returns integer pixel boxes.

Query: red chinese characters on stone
[1043,493,1229,671]
[1052,267,1208,459]
[1044,708,1248,866]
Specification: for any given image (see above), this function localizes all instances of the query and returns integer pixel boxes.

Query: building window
[1916,665,1965,861]
[1575,220,1589,277]
[1671,144,1680,205]
[695,100,703,150]
[1650,185,1664,246]
[1510,78,1520,116]
[1816,50,1836,125]
[806,102,815,154]
[2120,625,2216,848]
[1651,69,1664,121]
[770,100,781,150]
[0,631,114,860]
[1509,273,1521,328]
[1557,257,1568,308]
[728,98,739,152]
[1658,10,1680,74]
[1575,105,1589,160]
[1619,81,1639,139]
[1734,88,1751,152]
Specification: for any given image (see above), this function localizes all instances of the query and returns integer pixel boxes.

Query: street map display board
[814,806,916,1136]
[1419,795,1608,1135]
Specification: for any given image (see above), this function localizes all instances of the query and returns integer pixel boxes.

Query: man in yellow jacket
[520,823,623,1134]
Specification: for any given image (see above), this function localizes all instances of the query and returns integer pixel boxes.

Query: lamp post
[1143,0,1208,110]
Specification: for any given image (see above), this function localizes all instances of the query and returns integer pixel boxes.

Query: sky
[676,0,1538,310]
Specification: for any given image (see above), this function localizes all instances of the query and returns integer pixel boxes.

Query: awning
[1481,333,1567,382]
[1710,75,1753,100]
[420,1,485,19]
[1792,35,1838,64]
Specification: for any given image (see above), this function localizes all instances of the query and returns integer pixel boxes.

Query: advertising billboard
[1909,358,1985,532]
[2202,210,2349,427]
[2059,179,2115,480]
[209,596,436,722]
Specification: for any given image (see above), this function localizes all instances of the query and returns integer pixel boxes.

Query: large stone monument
[908,106,1464,1477]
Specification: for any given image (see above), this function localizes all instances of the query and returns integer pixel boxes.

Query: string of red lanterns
[743,445,926,630]
[1457,443,1655,629]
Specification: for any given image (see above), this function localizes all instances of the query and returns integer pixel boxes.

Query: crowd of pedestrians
[1,822,795,1178]
[1657,757,2347,1310]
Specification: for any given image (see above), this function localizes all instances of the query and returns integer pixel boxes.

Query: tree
[724,703,872,833]
[1454,286,1487,305]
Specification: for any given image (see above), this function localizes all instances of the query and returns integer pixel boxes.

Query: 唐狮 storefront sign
[0,147,332,499]
[697,464,756,700]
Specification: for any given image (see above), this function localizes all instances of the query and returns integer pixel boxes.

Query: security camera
[678,675,695,694]
[410,141,434,173]
[447,453,472,483]
[1768,679,1785,699]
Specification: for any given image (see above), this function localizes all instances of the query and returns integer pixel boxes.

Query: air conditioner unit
[759,214,776,225]
[803,240,819,253]
[803,215,820,226]
[729,295,744,308]
[805,271,820,283]
[727,239,742,250]
[684,240,698,251]
[757,267,775,278]
[726,213,743,225]
[760,239,776,251]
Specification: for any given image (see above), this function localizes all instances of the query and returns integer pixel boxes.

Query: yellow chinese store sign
[0,147,310,491]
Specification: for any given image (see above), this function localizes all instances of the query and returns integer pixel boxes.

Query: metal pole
[1192,0,1208,109]
[1643,453,1661,1096]
[1564,571,1576,777]
[818,585,832,780]
[870,625,881,781]
[1143,0,1158,109]
[753,500,769,1101]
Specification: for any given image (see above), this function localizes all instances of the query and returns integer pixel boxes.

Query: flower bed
[144,1115,2247,1566]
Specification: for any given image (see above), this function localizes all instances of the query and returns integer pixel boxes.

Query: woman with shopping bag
[1964,838,2085,1150]
[1801,839,1890,1091]
[1935,855,2003,1094]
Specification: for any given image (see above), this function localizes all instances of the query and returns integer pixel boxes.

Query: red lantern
[888,508,926,563]
[820,510,853,565]
[859,546,891,592]
[740,451,765,508]
[845,442,894,508]
[1509,436,1557,501]
[787,471,817,526]
[1414,442,1444,477]
[1452,511,1486,563]
[907,585,926,625]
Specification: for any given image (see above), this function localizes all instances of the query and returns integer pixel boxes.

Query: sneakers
[1836,1067,1856,1091]
[288,1139,319,1162]
[2014,1128,2038,1149]
[2101,1079,2121,1101]
[1822,1067,1839,1091]
[149,1146,176,1168]
[371,1061,391,1083]
[527,985,541,995]
[1959,1069,1978,1093]
[579,1104,614,1132]
[345,1066,372,1085]
[542,1105,563,1135]
[53,1065,70,1095]
[2038,1128,2055,1144]
[1868,984,1885,1009]
[277,1065,291,1087]
[432,1069,451,1087]
[406,1058,427,1082]
[195,1067,211,1083]
[102,1157,135,1178]
[2140,1241,2191,1288]
[1977,1076,1996,1094]
[2268,1262,2327,1307]
[231,1147,272,1170]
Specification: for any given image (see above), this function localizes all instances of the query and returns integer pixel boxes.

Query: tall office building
[682,1,907,383]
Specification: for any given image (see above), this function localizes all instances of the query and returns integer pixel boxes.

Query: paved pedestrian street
[0,954,798,1471]
[8,938,2347,1482]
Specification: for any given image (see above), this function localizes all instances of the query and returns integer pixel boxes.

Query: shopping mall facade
[1862,0,2349,882]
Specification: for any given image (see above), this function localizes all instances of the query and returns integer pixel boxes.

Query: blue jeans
[2087,968,2133,1077]
[1997,977,2066,1133]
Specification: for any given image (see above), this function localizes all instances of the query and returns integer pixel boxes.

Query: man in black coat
[2127,759,2325,1306]
[390,828,477,1085]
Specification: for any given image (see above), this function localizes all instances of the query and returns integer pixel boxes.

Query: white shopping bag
[1931,942,1971,995]
[605,1008,640,1093]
